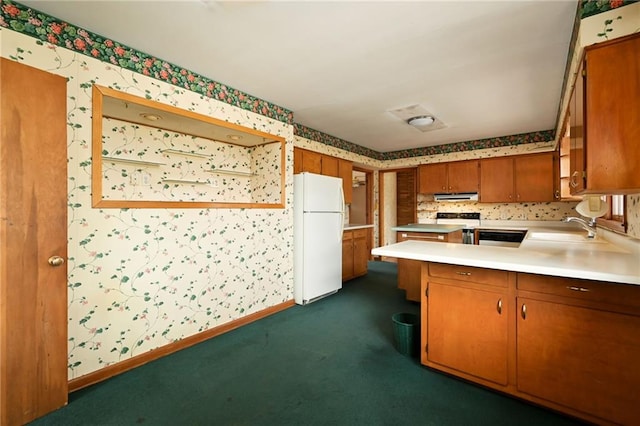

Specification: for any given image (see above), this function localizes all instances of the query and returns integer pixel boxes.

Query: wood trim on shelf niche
[92,85,285,209]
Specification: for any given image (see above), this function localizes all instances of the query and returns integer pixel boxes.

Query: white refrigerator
[294,172,345,305]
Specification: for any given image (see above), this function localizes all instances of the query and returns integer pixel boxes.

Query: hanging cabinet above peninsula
[92,85,286,208]
[569,33,640,195]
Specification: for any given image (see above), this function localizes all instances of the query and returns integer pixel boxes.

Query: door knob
[48,256,65,267]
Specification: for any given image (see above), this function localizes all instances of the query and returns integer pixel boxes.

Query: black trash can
[391,312,419,357]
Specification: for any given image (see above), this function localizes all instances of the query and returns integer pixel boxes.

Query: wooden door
[514,153,555,202]
[447,160,479,193]
[417,163,447,193]
[396,169,416,226]
[0,59,68,424]
[479,157,513,202]
[428,282,508,385]
[517,298,640,425]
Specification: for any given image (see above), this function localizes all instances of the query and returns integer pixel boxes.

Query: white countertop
[392,224,465,233]
[372,226,640,285]
[344,223,375,230]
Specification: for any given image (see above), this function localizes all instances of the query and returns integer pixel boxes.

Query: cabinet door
[301,150,322,174]
[353,232,368,277]
[569,58,586,194]
[428,282,508,385]
[447,160,479,193]
[338,159,353,204]
[417,163,447,194]
[293,148,303,175]
[321,155,339,177]
[341,232,354,281]
[514,153,555,202]
[479,157,513,202]
[584,34,640,193]
[517,298,640,425]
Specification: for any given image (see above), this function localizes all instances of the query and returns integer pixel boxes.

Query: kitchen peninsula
[372,228,640,425]
[392,224,464,301]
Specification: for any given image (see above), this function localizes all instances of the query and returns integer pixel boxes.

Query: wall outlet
[130,171,151,186]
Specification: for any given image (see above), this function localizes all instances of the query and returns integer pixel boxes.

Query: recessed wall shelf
[103,156,165,167]
[206,169,254,177]
[161,149,211,159]
[92,85,286,208]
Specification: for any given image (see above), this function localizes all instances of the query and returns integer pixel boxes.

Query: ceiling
[21,0,578,153]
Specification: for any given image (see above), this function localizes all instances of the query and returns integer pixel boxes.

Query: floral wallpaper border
[580,0,635,18]
[3,0,563,162]
[295,124,556,161]
[0,0,294,125]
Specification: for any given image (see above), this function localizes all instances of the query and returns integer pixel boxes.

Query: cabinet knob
[496,298,503,315]
[521,304,527,320]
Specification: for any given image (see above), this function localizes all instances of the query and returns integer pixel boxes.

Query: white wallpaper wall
[3,3,640,382]
[2,28,293,379]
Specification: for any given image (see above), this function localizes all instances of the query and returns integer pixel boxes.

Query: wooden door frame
[377,167,417,257]
[353,166,374,259]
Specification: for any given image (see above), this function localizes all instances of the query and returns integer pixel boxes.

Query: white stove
[436,212,480,244]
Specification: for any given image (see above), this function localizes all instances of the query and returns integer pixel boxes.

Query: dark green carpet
[31,261,584,425]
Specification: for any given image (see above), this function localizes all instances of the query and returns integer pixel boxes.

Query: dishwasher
[476,229,527,247]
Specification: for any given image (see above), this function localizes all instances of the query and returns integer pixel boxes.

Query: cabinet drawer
[342,230,353,241]
[352,228,368,239]
[428,263,508,288]
[517,273,640,310]
[398,232,447,242]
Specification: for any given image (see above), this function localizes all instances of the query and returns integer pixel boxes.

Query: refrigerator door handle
[339,186,345,242]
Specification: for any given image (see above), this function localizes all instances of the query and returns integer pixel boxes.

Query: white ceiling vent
[387,104,447,133]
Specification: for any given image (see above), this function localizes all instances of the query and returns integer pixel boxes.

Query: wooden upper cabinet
[301,149,322,174]
[569,57,586,194]
[293,148,303,174]
[448,160,479,193]
[418,163,447,193]
[338,159,353,204]
[480,157,514,202]
[480,153,556,203]
[417,160,478,194]
[572,33,640,194]
[294,148,353,204]
[321,155,339,177]
[514,152,558,202]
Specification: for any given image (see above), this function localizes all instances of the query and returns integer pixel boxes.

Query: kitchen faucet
[562,216,597,238]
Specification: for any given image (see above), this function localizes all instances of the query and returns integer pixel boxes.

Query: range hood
[434,192,479,202]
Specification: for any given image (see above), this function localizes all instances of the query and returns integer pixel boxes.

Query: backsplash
[417,197,579,223]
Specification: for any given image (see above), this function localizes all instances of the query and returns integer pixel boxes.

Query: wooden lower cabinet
[397,230,462,302]
[421,263,640,425]
[428,281,509,385]
[342,228,369,281]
